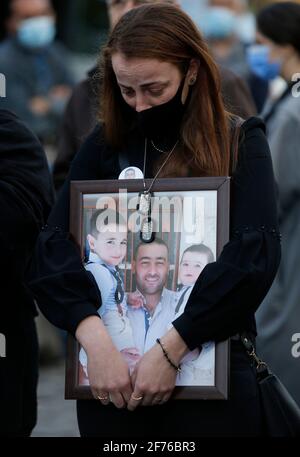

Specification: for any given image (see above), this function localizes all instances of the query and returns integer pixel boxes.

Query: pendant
[140,216,155,243]
[138,191,152,216]
[118,166,144,180]
[138,191,155,243]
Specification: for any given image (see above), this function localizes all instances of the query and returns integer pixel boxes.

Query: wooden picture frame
[65,177,230,400]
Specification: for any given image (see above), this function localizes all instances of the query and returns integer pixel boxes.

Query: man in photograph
[127,238,177,355]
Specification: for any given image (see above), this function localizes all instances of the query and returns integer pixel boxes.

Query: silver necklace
[142,138,179,193]
[151,139,172,155]
[139,137,178,243]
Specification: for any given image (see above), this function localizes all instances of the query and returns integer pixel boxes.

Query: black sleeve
[27,125,112,335]
[172,117,281,349]
[0,109,54,318]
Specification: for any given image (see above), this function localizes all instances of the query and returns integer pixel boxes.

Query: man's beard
[136,275,166,296]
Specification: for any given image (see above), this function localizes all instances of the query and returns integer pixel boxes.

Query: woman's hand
[76,316,133,408]
[127,327,189,411]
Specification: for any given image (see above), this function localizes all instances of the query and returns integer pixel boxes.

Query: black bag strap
[240,332,270,381]
[241,332,300,437]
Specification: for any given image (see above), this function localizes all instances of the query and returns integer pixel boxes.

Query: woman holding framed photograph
[28,3,281,437]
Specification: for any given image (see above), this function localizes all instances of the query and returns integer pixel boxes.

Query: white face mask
[199,7,237,40]
[234,13,256,45]
[180,0,208,22]
[17,16,56,49]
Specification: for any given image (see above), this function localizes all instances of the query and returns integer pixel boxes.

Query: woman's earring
[181,79,189,104]
[189,76,197,86]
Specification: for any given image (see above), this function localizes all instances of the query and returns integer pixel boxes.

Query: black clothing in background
[52,67,98,193]
[0,109,54,436]
[52,66,256,193]
[248,72,269,114]
[220,66,257,118]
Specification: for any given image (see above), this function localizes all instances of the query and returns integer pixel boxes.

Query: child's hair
[124,167,135,174]
[181,243,214,263]
[134,237,169,259]
[89,208,127,237]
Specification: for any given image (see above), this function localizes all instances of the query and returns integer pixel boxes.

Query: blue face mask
[198,7,237,40]
[246,44,281,81]
[17,16,56,49]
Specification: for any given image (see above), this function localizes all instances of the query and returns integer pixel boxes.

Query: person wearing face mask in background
[53,0,173,194]
[190,0,268,112]
[53,0,256,194]
[248,2,300,408]
[0,0,74,143]
[208,0,256,46]
[180,0,256,46]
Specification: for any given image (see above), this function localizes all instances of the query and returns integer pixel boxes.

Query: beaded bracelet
[156,338,181,373]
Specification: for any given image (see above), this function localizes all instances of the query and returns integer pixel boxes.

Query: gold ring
[131,394,143,401]
[97,395,109,401]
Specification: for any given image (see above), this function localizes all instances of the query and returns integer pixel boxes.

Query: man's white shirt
[128,288,177,354]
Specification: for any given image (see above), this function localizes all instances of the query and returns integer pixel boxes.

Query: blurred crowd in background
[0,0,299,435]
[0,0,294,147]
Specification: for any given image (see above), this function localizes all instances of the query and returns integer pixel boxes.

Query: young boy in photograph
[173,244,215,386]
[175,243,215,315]
[79,208,140,379]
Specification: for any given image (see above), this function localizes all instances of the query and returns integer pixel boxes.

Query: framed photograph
[65,177,230,400]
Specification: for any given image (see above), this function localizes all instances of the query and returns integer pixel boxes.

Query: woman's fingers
[92,389,110,406]
[140,393,153,407]
[109,391,126,409]
[159,393,171,405]
[151,395,165,406]
[92,385,133,408]
[146,390,171,406]
[93,379,133,408]
[127,389,171,410]
[127,342,178,410]
[121,382,134,404]
[127,391,144,411]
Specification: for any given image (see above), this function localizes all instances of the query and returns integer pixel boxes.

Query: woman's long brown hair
[98,3,234,177]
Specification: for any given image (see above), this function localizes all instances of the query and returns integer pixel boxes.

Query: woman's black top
[28,116,281,350]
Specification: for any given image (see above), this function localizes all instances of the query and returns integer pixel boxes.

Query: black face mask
[135,78,187,140]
